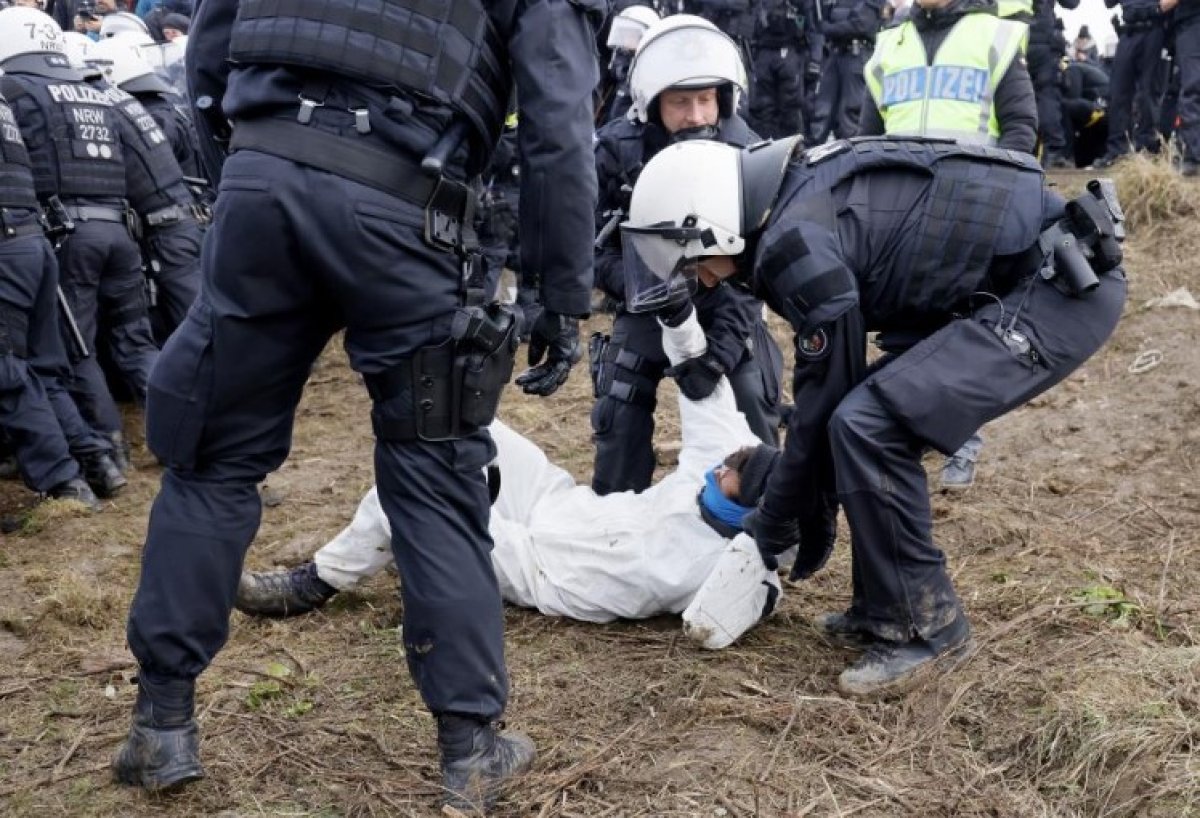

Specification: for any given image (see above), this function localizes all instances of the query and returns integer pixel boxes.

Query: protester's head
[699,444,781,533]
[627,14,747,130]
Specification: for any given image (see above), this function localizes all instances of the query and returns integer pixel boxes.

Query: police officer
[1095,0,1168,166]
[88,38,201,341]
[1165,0,1200,175]
[621,136,1126,696]
[861,0,1037,488]
[1062,55,1110,167]
[592,15,783,496]
[597,4,660,124]
[810,0,886,144]
[1027,0,1080,168]
[111,0,600,809]
[1,10,158,457]
[0,85,107,508]
[750,0,825,138]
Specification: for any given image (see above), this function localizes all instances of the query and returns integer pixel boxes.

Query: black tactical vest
[0,75,127,201]
[139,94,203,180]
[106,86,189,214]
[228,0,511,160]
[0,96,39,211]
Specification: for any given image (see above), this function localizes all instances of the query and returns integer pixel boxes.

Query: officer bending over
[592,15,783,496]
[621,136,1127,698]
[112,0,601,811]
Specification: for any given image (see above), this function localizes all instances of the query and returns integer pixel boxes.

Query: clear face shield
[620,224,701,313]
[607,16,649,52]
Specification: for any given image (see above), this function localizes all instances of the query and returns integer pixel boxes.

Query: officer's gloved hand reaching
[515,311,582,396]
[743,504,801,571]
[667,354,724,400]
[790,496,838,581]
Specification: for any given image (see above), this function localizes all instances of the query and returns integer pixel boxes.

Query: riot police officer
[592,15,783,496]
[111,0,601,810]
[0,86,107,508]
[751,0,825,139]
[1027,0,1081,168]
[1095,0,1168,166]
[0,8,159,466]
[597,4,660,124]
[88,38,201,340]
[810,0,886,144]
[621,136,1126,697]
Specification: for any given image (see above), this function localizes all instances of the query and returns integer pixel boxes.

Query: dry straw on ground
[1,166,1198,816]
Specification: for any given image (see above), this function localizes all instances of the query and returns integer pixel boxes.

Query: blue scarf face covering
[700,468,753,533]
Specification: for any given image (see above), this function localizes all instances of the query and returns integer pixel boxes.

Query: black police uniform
[0,92,90,495]
[857,0,1039,154]
[476,123,528,312]
[1101,0,1167,160]
[130,83,206,183]
[592,114,784,495]
[811,0,885,144]
[124,0,599,756]
[1061,59,1110,166]
[102,84,202,341]
[750,138,1125,650]
[1173,0,1200,169]
[1027,0,1081,165]
[751,0,825,139]
[689,0,759,69]
[1,61,158,434]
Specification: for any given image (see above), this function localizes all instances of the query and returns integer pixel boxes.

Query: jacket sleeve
[760,307,867,524]
[857,94,886,136]
[511,0,603,317]
[994,55,1039,154]
[592,132,628,300]
[186,0,237,119]
[694,283,756,374]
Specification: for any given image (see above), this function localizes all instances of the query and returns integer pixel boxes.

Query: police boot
[438,715,536,812]
[813,609,878,650]
[113,676,205,793]
[939,453,976,491]
[81,452,128,498]
[46,477,101,511]
[837,615,972,700]
[107,431,131,473]
[235,562,337,618]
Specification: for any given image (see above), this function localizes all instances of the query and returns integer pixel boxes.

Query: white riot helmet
[61,31,96,68]
[100,11,151,39]
[627,14,748,125]
[89,36,174,93]
[606,5,660,52]
[0,7,68,65]
[620,137,801,312]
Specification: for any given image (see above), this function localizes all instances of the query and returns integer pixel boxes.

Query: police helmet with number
[620,136,802,311]
[99,11,151,39]
[88,36,174,94]
[0,7,68,64]
[627,14,748,124]
[607,5,660,52]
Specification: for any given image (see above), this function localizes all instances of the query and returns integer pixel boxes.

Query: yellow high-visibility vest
[865,13,1027,145]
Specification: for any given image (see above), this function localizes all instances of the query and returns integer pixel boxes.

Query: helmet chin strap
[670,124,720,143]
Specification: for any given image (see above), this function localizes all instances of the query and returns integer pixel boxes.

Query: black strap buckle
[424,177,469,253]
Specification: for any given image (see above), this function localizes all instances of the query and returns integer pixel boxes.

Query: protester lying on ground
[237,306,783,650]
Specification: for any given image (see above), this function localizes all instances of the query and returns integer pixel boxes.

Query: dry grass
[1,171,1199,816]
[1107,148,1200,235]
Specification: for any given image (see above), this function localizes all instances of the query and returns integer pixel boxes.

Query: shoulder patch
[797,328,831,361]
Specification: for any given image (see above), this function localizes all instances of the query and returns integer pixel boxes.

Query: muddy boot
[113,676,205,793]
[107,431,131,473]
[235,562,337,618]
[838,615,972,699]
[813,609,878,651]
[46,476,101,511]
[439,715,536,812]
[81,452,127,498]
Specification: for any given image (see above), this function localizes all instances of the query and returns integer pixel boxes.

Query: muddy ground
[1,166,1197,817]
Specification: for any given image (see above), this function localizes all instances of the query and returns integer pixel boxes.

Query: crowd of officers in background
[2,0,1197,512]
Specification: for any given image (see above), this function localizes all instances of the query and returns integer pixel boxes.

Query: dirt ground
[1,164,1197,817]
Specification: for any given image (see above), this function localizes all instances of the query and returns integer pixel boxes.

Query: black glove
[666,353,724,401]
[656,291,694,328]
[743,505,801,571]
[790,498,838,581]
[514,311,582,397]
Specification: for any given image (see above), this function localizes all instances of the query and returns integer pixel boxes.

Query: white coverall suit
[310,312,781,648]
